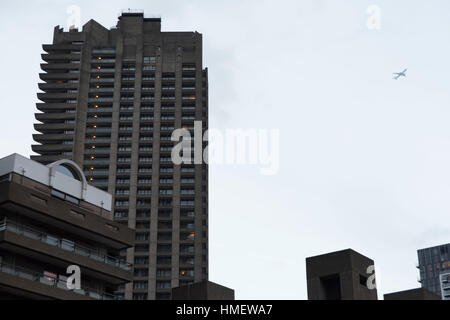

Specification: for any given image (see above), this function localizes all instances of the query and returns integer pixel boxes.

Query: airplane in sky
[393,68,407,80]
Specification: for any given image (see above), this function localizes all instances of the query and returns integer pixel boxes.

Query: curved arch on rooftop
[47,159,88,200]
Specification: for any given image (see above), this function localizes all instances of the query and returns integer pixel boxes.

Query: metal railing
[91,68,116,73]
[0,218,131,271]
[0,261,122,300]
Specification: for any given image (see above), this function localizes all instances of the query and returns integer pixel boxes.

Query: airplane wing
[393,74,400,80]
[402,68,407,73]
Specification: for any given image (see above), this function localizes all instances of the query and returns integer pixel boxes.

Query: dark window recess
[0,174,11,183]
[70,210,85,220]
[320,274,341,300]
[51,189,80,205]
[359,274,368,287]
[30,194,47,206]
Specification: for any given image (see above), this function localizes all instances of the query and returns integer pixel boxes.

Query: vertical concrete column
[149,44,163,300]
[125,32,144,300]
[194,34,204,282]
[172,46,183,288]
[202,69,209,281]
[108,36,123,195]
[72,35,91,167]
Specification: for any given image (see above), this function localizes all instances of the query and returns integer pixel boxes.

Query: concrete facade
[0,154,134,300]
[306,249,378,300]
[32,12,208,300]
[384,288,441,300]
[172,281,235,300]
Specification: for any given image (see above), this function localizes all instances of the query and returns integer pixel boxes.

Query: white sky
[1,0,450,299]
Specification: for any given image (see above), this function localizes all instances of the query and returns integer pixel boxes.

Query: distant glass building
[417,243,450,297]
[440,272,450,300]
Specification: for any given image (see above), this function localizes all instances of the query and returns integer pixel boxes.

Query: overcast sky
[1,0,450,299]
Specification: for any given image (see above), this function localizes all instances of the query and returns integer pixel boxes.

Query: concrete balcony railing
[91,68,116,73]
[86,128,111,133]
[91,59,116,63]
[90,78,115,83]
[86,118,113,124]
[88,97,114,103]
[89,88,114,93]
[0,261,122,300]
[92,48,116,54]
[87,107,113,113]
[0,218,131,272]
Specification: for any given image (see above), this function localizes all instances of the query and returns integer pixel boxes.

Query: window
[135,244,149,252]
[133,281,148,290]
[136,233,149,241]
[179,280,194,287]
[51,189,79,205]
[157,269,171,277]
[156,281,171,289]
[115,211,128,218]
[157,257,171,265]
[134,268,149,277]
[359,275,368,287]
[135,257,149,265]
[133,293,147,300]
[136,222,150,229]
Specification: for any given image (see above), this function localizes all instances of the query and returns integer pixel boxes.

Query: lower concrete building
[306,249,378,300]
[0,154,134,300]
[172,281,235,300]
[384,288,441,300]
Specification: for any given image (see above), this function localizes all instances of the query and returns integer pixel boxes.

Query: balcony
[34,123,75,132]
[89,88,114,93]
[32,144,72,154]
[88,97,113,103]
[35,112,75,122]
[0,218,131,272]
[33,133,74,143]
[43,44,83,52]
[39,82,79,91]
[0,261,122,300]
[37,92,78,102]
[90,78,115,83]
[87,117,113,124]
[84,159,111,166]
[85,170,110,177]
[39,73,79,81]
[87,107,113,113]
[42,53,81,62]
[85,138,111,144]
[91,68,116,73]
[41,63,80,71]
[92,48,116,54]
[91,59,116,63]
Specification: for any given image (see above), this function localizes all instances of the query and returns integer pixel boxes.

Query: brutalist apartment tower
[32,12,209,300]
